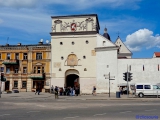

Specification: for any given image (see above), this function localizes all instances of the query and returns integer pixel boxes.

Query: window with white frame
[33,66,45,74]
[15,53,19,60]
[6,67,10,74]
[23,53,27,60]
[36,53,42,60]
[23,67,27,73]
[14,67,19,73]
[7,53,10,60]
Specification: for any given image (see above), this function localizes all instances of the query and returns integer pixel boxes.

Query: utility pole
[127,65,129,98]
[104,72,115,98]
[109,72,110,97]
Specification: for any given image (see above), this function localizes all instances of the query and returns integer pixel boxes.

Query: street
[0,93,160,120]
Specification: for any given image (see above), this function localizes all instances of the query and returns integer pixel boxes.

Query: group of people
[51,85,80,99]
[35,85,97,98]
[119,86,129,95]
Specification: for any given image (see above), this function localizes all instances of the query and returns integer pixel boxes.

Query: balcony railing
[30,73,45,80]
[2,60,19,65]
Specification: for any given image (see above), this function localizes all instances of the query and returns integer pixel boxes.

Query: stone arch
[65,69,80,88]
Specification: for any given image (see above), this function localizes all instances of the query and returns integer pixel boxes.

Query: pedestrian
[51,85,54,94]
[54,86,58,99]
[72,88,75,96]
[35,87,40,95]
[75,86,79,96]
[119,86,123,95]
[93,86,96,96]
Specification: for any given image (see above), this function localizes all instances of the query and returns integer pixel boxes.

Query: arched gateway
[65,69,79,88]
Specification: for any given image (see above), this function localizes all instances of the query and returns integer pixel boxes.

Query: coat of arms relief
[51,17,97,32]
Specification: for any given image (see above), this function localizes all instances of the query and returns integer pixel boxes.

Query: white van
[135,83,160,98]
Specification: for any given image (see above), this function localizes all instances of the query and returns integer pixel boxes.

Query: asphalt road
[0,98,160,120]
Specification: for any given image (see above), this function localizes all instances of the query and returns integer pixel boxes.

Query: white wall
[118,58,160,86]
[96,49,118,93]
[51,34,97,93]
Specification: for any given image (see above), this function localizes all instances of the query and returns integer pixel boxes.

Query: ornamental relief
[65,54,81,66]
[51,17,97,32]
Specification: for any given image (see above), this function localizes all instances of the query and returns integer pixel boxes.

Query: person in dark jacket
[35,87,40,95]
[54,86,58,99]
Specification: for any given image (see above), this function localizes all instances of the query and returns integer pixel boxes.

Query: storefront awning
[30,76,44,80]
[2,60,19,65]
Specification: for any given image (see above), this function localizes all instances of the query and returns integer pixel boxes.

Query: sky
[0,0,160,58]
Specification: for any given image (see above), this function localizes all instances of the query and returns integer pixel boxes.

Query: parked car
[12,89,19,93]
[135,83,160,98]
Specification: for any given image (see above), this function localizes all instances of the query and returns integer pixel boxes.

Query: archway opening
[66,74,79,88]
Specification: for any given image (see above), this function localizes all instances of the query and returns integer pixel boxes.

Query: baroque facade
[0,42,51,92]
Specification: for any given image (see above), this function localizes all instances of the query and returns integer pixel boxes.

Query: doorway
[33,81,44,92]
[5,81,10,91]
[66,74,79,88]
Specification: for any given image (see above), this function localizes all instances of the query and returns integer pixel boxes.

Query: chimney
[39,42,43,45]
[17,43,21,46]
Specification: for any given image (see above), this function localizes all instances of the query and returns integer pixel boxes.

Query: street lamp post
[104,72,115,98]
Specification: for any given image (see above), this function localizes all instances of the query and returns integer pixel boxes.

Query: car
[12,89,19,93]
[135,83,160,98]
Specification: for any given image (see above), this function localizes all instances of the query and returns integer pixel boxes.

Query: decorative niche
[72,42,75,45]
[60,42,63,45]
[86,40,89,44]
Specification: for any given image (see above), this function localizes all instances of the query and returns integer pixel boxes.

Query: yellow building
[0,42,51,92]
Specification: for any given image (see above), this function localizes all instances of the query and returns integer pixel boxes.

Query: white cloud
[124,29,160,51]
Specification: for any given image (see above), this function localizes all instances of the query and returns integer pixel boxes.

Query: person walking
[92,86,96,96]
[54,86,58,99]
[51,85,54,94]
[35,87,40,95]
[119,86,123,95]
[75,86,79,96]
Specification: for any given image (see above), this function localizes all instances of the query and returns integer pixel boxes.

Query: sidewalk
[0,92,160,101]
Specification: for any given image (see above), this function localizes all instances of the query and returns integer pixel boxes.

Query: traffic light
[123,72,128,81]
[128,72,133,81]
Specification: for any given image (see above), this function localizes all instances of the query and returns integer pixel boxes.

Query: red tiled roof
[154,52,160,57]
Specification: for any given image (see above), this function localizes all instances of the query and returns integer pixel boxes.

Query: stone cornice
[95,46,119,52]
[50,31,98,36]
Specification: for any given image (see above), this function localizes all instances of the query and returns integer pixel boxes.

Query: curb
[65,98,160,101]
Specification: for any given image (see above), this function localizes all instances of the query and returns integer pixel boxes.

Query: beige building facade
[0,42,51,93]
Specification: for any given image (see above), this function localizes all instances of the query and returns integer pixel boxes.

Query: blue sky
[0,0,160,58]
